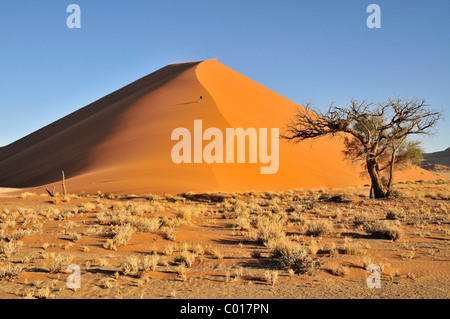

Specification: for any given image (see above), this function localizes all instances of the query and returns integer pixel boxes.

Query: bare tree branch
[282,97,441,198]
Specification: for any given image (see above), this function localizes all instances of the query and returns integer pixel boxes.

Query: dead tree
[62,171,67,197]
[46,185,56,197]
[282,97,441,198]
[45,171,67,197]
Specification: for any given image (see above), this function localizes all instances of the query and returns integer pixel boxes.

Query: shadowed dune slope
[0,59,441,194]
[0,62,201,189]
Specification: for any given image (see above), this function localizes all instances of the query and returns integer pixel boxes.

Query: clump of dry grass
[98,207,161,233]
[263,270,278,286]
[283,252,321,275]
[121,256,141,277]
[287,210,307,225]
[132,217,161,232]
[211,247,224,259]
[256,216,285,246]
[103,224,135,250]
[0,212,16,231]
[162,227,177,241]
[305,220,332,237]
[351,215,373,227]
[176,206,203,223]
[78,202,96,213]
[271,240,321,275]
[176,264,188,281]
[307,240,321,255]
[48,254,72,273]
[99,278,116,289]
[386,209,405,220]
[400,250,415,260]
[34,286,52,299]
[174,250,197,268]
[330,265,349,277]
[363,220,402,241]
[19,192,36,199]
[0,264,23,280]
[66,231,81,243]
[164,244,175,255]
[141,255,160,271]
[2,224,43,242]
[341,238,366,255]
[0,240,23,260]
[234,215,251,231]
[121,254,160,276]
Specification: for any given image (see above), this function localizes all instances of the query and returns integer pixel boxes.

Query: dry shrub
[132,218,161,232]
[175,251,196,267]
[342,238,366,255]
[305,220,332,237]
[121,254,160,276]
[19,192,36,199]
[141,255,159,271]
[264,270,278,286]
[3,225,43,241]
[78,202,96,213]
[364,220,402,241]
[99,208,161,233]
[121,256,141,276]
[234,215,251,231]
[104,224,135,250]
[66,231,81,243]
[0,241,23,260]
[351,215,373,226]
[49,254,72,273]
[386,210,405,220]
[162,227,177,241]
[256,216,285,246]
[271,240,321,275]
[330,265,349,277]
[34,286,51,299]
[176,206,201,223]
[0,264,23,280]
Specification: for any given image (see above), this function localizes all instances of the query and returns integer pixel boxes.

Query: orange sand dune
[0,60,441,194]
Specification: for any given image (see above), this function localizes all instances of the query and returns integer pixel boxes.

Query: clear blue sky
[0,0,449,152]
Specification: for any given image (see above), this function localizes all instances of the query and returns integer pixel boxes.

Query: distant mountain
[421,147,450,178]
[422,147,450,167]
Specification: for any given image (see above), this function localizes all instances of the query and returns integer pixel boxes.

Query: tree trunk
[62,171,67,197]
[386,150,396,197]
[367,158,387,198]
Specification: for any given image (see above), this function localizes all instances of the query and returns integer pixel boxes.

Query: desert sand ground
[0,180,448,299]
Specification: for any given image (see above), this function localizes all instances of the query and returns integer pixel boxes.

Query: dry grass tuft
[363,220,402,241]
[103,224,135,250]
[305,220,332,237]
[0,264,23,280]
[271,240,322,275]
[48,254,72,273]
[256,216,285,246]
[0,241,23,260]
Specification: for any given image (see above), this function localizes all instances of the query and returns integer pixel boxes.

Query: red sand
[0,60,440,194]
